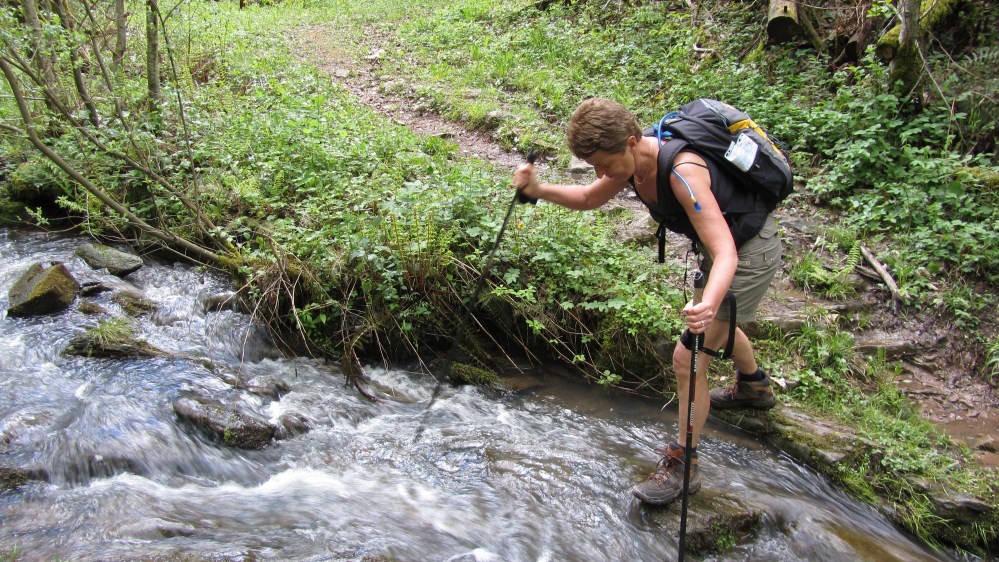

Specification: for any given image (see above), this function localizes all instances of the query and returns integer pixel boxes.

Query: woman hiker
[511,97,782,505]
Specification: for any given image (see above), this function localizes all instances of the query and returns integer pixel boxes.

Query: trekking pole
[412,152,537,443]
[468,152,537,306]
[678,269,705,562]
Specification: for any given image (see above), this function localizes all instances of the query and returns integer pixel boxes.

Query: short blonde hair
[567,98,642,158]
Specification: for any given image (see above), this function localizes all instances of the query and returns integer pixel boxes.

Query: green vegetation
[1,0,997,553]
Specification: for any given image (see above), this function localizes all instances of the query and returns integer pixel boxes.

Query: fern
[966,46,999,67]
[835,240,862,279]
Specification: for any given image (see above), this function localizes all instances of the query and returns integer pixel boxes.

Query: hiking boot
[710,372,776,410]
[631,443,700,505]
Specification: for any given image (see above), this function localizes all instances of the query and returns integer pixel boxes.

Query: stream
[0,228,970,561]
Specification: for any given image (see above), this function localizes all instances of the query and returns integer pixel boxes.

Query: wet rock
[275,412,314,439]
[173,391,275,450]
[118,518,197,539]
[0,465,48,490]
[77,301,108,315]
[929,492,994,521]
[7,261,80,317]
[716,407,867,473]
[0,465,30,490]
[199,290,240,313]
[64,317,166,359]
[75,243,143,277]
[243,376,291,399]
[79,280,116,297]
[112,288,157,316]
[636,488,763,555]
[65,454,147,483]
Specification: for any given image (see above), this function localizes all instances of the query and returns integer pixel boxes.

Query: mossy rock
[447,361,501,387]
[0,197,27,225]
[7,261,80,317]
[7,157,66,206]
[172,392,276,450]
[111,289,158,316]
[64,317,165,358]
[75,243,144,277]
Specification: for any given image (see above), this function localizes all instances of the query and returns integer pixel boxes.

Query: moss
[447,361,500,387]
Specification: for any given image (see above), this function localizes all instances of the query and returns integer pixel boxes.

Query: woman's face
[584,138,637,184]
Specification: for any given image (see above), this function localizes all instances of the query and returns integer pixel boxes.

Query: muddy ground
[292,25,998,470]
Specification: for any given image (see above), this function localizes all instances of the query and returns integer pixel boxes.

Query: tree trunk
[20,0,60,114]
[889,0,922,98]
[767,0,801,44]
[113,0,126,72]
[51,0,100,128]
[145,0,161,108]
[876,0,956,61]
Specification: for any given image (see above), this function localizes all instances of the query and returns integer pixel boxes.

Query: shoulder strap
[655,139,689,264]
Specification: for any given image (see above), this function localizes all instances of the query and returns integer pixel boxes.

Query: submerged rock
[199,290,241,313]
[112,288,158,316]
[7,261,80,317]
[635,488,764,556]
[0,465,48,490]
[173,391,276,450]
[75,243,143,277]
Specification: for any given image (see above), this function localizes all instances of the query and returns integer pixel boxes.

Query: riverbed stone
[275,412,314,439]
[199,290,240,313]
[0,465,30,490]
[0,465,48,490]
[7,261,80,317]
[75,243,144,277]
[173,391,276,449]
[112,288,158,316]
[637,488,763,555]
[64,318,166,359]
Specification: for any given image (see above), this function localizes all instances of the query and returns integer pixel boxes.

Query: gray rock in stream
[75,243,144,277]
[172,391,276,450]
[6,261,80,317]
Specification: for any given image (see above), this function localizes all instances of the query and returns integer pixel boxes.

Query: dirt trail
[290,24,998,469]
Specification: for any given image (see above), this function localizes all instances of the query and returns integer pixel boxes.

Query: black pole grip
[516,151,539,204]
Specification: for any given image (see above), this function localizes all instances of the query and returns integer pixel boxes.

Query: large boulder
[75,243,143,277]
[7,262,80,317]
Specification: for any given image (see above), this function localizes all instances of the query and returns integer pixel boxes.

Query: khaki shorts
[699,214,782,323]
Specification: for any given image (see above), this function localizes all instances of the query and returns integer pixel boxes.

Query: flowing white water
[0,228,968,561]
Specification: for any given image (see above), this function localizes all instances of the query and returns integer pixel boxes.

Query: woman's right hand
[512,162,540,200]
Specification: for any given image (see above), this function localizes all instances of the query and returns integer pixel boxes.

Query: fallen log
[767,0,801,44]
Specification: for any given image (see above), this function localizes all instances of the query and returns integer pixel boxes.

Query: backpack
[648,98,793,210]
